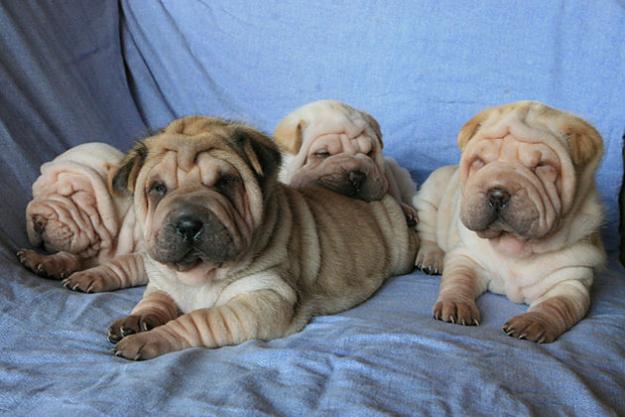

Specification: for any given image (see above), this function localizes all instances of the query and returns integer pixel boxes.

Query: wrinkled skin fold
[413,101,606,343]
[18,143,145,292]
[107,116,419,360]
[274,99,418,226]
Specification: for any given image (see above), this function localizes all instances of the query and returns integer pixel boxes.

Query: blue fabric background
[1,1,624,416]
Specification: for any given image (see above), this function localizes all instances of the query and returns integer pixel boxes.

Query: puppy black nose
[32,215,45,235]
[348,170,366,190]
[487,188,510,210]
[175,216,203,241]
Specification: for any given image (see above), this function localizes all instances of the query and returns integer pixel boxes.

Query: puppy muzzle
[149,204,240,271]
[311,154,387,201]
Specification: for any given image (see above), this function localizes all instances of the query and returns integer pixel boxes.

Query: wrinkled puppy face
[457,101,602,254]
[293,131,387,201]
[112,117,281,285]
[26,176,102,257]
[275,100,388,201]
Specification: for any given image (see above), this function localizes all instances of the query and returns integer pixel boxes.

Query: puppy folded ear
[273,115,306,155]
[362,112,384,149]
[457,110,490,151]
[563,118,604,168]
[109,141,148,196]
[232,127,282,183]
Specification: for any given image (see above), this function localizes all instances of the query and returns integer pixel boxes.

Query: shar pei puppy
[414,101,605,343]
[17,143,146,292]
[106,116,418,360]
[274,100,418,226]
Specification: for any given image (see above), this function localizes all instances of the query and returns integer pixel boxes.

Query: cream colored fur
[414,101,605,343]
[18,143,145,292]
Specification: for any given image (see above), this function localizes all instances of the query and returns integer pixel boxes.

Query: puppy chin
[170,261,225,286]
[476,226,530,257]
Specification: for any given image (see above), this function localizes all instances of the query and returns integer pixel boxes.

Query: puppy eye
[216,175,240,190]
[148,181,167,195]
[471,158,485,171]
[533,161,552,171]
[314,150,330,158]
[366,150,374,157]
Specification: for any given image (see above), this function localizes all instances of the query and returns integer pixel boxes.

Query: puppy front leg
[413,166,455,274]
[503,279,591,343]
[17,249,84,279]
[433,254,487,326]
[62,253,148,293]
[108,287,180,343]
[113,289,295,360]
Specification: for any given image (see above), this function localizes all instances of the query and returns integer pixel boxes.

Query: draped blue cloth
[1,1,624,415]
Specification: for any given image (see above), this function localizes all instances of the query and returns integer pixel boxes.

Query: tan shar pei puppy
[274,99,418,226]
[106,116,418,360]
[414,101,605,343]
[17,143,146,292]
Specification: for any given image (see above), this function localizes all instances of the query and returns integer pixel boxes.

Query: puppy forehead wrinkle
[197,154,234,186]
[144,151,172,183]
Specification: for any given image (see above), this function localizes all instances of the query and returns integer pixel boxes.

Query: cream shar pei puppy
[17,143,145,292]
[107,116,418,360]
[274,99,418,225]
[414,101,605,343]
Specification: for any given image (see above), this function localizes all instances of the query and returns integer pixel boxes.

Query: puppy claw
[107,331,120,344]
[120,327,135,338]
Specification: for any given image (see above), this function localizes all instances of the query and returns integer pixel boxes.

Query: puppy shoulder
[383,156,418,203]
[218,270,297,306]
[414,165,459,207]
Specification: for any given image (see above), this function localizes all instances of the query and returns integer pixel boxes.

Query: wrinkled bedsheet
[1,1,624,416]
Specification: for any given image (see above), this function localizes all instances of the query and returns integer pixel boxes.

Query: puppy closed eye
[470,158,485,172]
[313,150,330,158]
[534,162,558,180]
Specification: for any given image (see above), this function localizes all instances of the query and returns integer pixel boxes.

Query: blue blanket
[1,1,624,416]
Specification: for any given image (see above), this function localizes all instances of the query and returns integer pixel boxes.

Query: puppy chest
[145,265,223,313]
[481,264,528,304]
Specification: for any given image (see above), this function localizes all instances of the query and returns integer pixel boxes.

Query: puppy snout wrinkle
[348,170,366,190]
[487,188,510,210]
[175,215,204,241]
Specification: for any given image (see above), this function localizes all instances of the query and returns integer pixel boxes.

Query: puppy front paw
[433,298,480,326]
[113,331,173,361]
[17,249,78,280]
[503,312,559,343]
[400,203,419,228]
[107,314,164,343]
[63,268,116,293]
[415,242,444,275]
